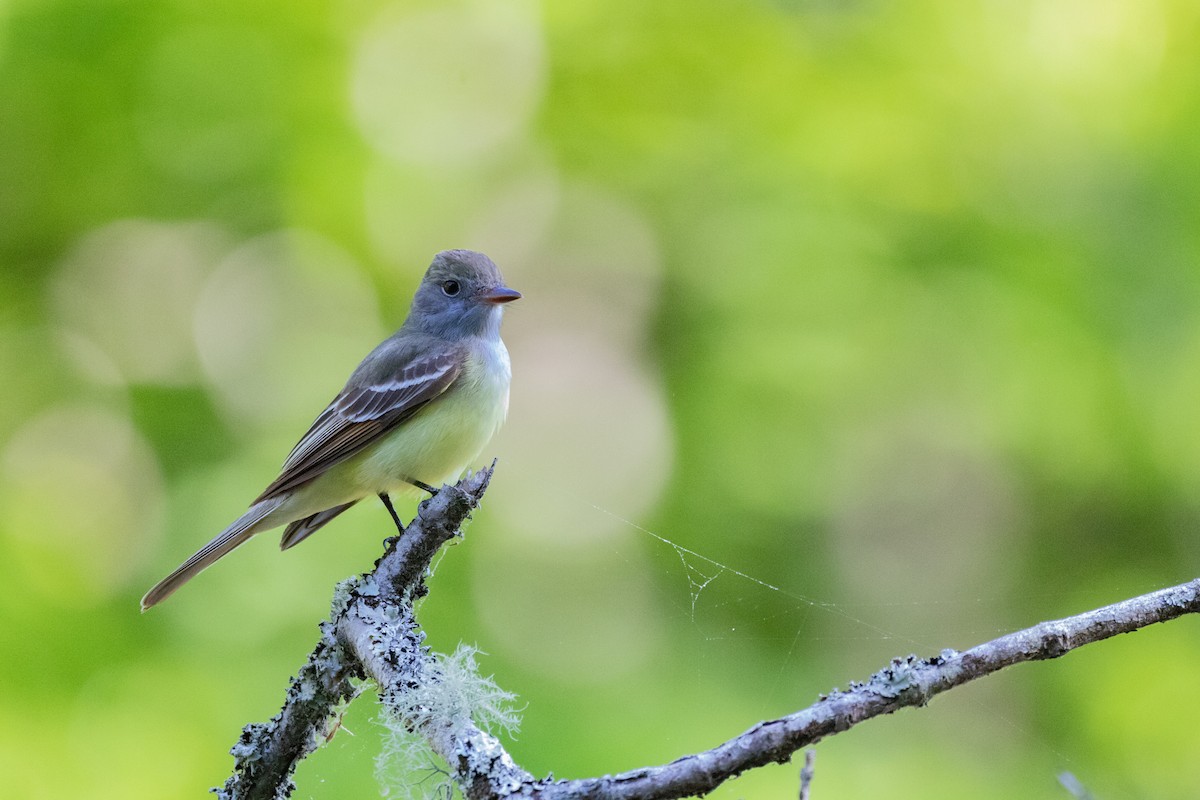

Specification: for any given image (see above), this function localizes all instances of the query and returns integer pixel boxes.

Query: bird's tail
[279,500,357,551]
[140,498,284,611]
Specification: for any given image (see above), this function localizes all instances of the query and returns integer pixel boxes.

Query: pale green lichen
[375,645,521,799]
[330,576,361,619]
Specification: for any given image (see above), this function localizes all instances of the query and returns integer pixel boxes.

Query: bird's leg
[405,477,440,496]
[378,492,405,536]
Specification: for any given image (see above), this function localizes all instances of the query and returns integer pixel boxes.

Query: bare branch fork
[215,462,1200,799]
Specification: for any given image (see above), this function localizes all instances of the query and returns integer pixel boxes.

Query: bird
[140,249,520,611]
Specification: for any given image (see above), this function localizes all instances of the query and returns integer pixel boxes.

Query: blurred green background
[3,0,1200,797]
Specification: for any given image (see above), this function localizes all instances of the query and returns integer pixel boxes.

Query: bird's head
[407,250,521,339]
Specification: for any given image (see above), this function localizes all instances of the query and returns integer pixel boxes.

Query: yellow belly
[321,339,510,504]
[249,337,511,539]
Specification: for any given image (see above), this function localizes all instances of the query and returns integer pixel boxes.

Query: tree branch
[798,750,816,800]
[215,462,1200,799]
[215,464,497,800]
[527,577,1200,800]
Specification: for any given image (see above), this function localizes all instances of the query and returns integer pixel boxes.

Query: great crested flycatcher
[141,249,519,610]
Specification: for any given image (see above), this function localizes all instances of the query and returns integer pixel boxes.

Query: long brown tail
[140,498,283,611]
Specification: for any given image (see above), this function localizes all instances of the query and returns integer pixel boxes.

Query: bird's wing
[253,347,462,502]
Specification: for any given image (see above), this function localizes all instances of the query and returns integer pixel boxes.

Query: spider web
[586,501,934,649]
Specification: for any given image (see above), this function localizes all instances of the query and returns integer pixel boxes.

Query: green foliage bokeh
[2,1,1199,798]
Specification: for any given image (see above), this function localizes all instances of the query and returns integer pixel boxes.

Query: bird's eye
[441,280,461,297]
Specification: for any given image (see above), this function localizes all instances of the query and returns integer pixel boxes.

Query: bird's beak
[479,286,522,304]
